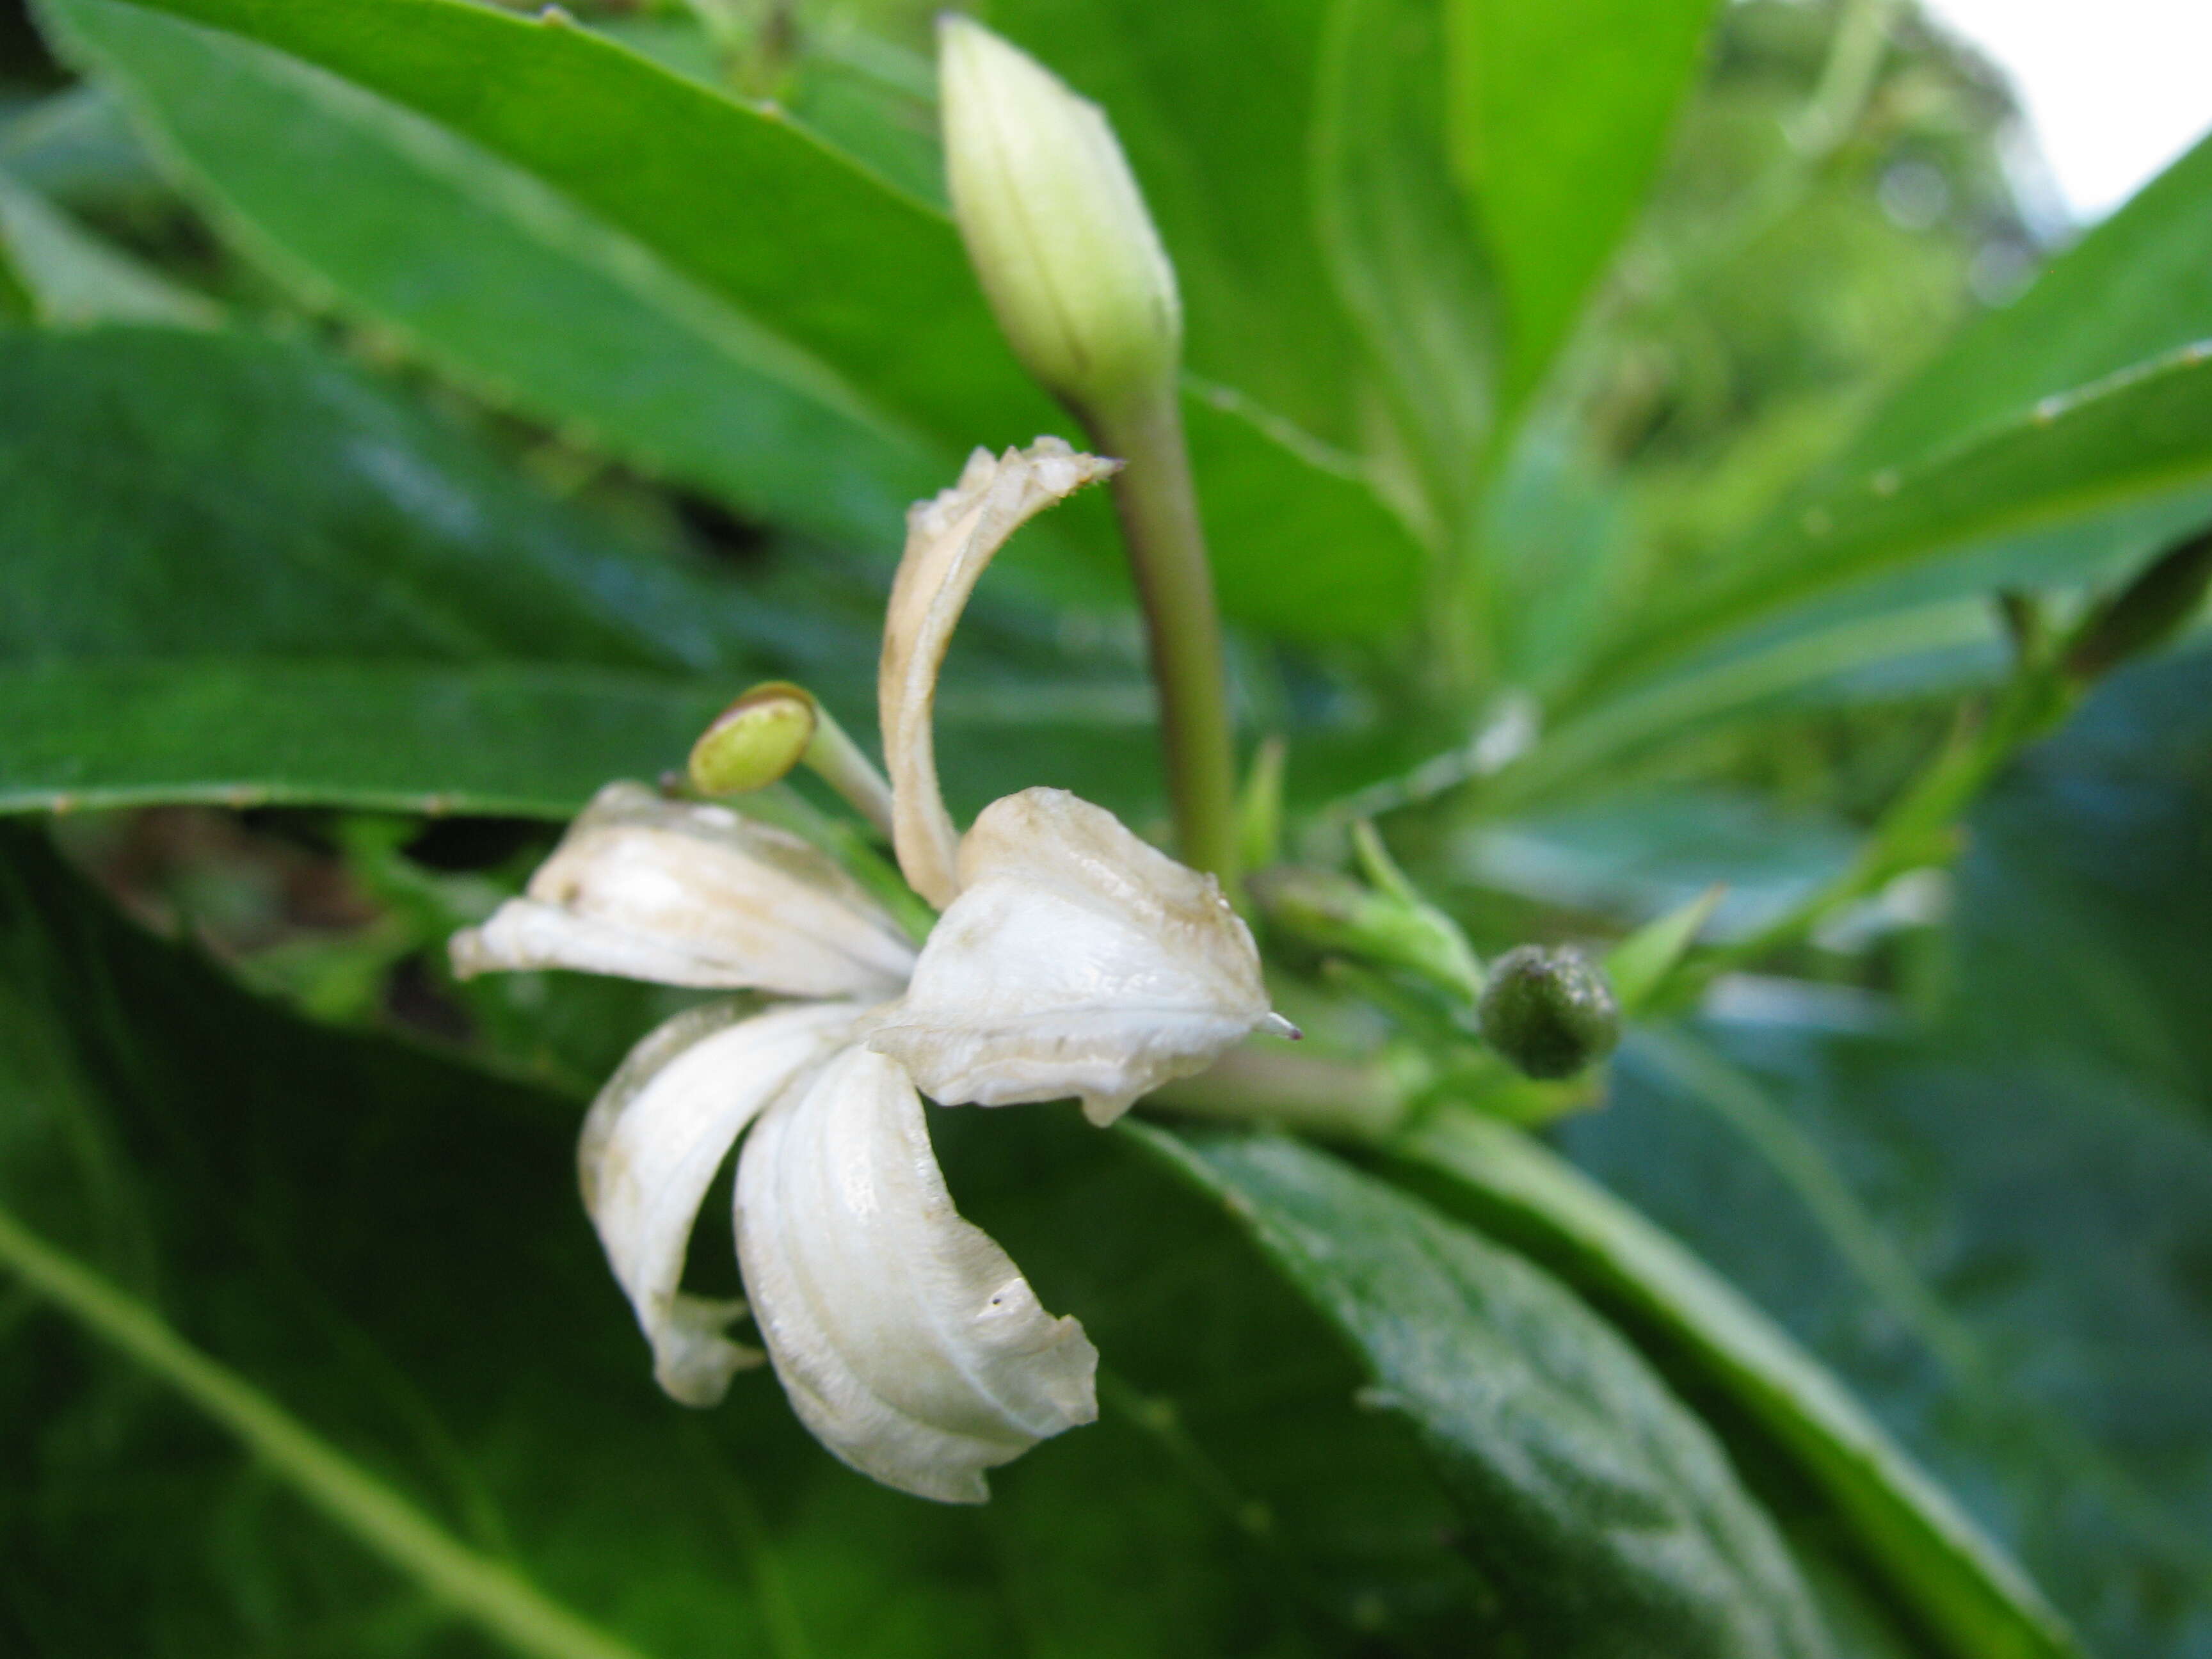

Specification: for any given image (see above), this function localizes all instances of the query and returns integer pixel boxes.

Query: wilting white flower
[454,438,1286,1502]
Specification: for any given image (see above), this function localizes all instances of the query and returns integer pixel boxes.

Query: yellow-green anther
[1478,946,1621,1081]
[938,16,1181,421]
[689,682,817,797]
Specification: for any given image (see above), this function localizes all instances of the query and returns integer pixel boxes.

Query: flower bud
[1477,945,1620,1080]
[688,682,817,797]
[938,16,1182,418]
[2063,527,2212,680]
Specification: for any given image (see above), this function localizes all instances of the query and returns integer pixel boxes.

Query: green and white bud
[938,16,1182,419]
[689,682,818,797]
[1478,945,1621,1081]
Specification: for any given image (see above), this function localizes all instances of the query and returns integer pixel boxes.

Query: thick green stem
[0,1199,649,1659]
[1087,386,1240,885]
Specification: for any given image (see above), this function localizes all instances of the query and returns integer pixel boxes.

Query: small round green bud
[938,16,1182,419]
[687,682,817,797]
[1478,945,1621,1080]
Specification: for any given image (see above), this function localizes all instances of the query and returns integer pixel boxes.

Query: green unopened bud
[2063,527,2212,680]
[1251,865,1484,1004]
[1478,945,1620,1080]
[938,16,1182,419]
[689,682,817,796]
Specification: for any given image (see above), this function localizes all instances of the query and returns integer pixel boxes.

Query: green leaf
[1183,390,1423,640]
[42,0,942,548]
[49,0,1426,639]
[0,161,221,327]
[1314,0,1494,541]
[1530,348,2212,790]
[0,661,726,819]
[1848,128,2212,477]
[1397,1110,2080,1659]
[1607,883,1724,1013]
[41,0,1055,451]
[1954,643,2212,1109]
[1444,0,1719,412]
[0,320,1192,822]
[1139,1123,1834,1658]
[1656,343,2212,673]
[1539,125,2212,760]
[1575,1024,2212,1658]
[0,325,761,673]
[0,325,783,813]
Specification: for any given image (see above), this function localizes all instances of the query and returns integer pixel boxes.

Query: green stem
[1088,385,1240,886]
[1656,664,2076,1011]
[0,1199,650,1659]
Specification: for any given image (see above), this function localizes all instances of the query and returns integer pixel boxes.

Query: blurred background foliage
[1,0,2208,1654]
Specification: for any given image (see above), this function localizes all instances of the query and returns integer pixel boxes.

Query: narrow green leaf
[1139,1123,1834,1659]
[1315,0,1494,540]
[1548,124,2212,745]
[43,0,1055,452]
[1444,0,1718,410]
[0,325,781,812]
[1607,883,1725,1013]
[1848,127,2212,476]
[0,660,724,820]
[44,0,942,547]
[0,325,760,675]
[1653,342,2212,675]
[0,161,222,327]
[1534,348,2212,787]
[1397,1110,2080,1659]
[1498,597,1998,806]
[57,0,1427,639]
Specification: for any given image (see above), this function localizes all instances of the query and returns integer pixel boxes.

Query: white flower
[454,439,1286,1502]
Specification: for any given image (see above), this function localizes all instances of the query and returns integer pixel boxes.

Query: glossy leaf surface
[1144,1125,1833,1659]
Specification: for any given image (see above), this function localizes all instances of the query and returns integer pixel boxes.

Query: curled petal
[870,788,1274,1125]
[451,782,916,998]
[879,440,1119,908]
[579,1000,864,1406]
[736,1045,1098,1502]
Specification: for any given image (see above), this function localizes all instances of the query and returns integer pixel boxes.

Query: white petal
[879,440,1119,908]
[451,781,916,998]
[579,999,865,1406]
[735,1045,1098,1502]
[869,788,1273,1125]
